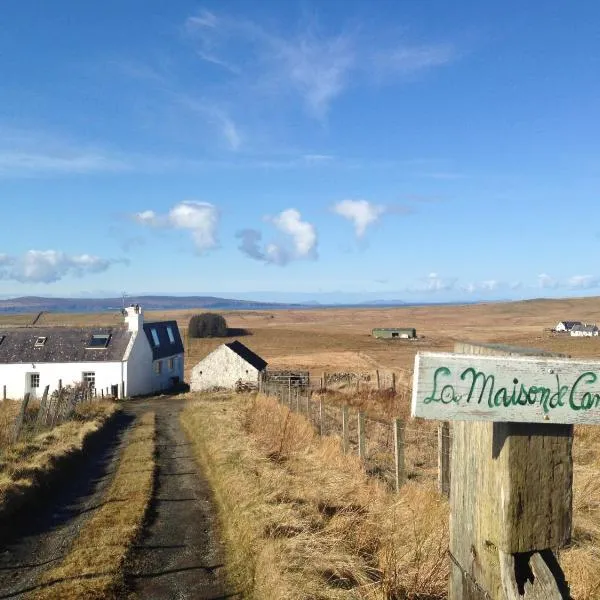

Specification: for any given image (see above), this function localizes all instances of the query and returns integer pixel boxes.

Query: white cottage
[555,321,582,332]
[0,305,184,400]
[190,340,267,392]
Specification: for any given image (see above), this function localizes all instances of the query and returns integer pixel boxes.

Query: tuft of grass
[0,401,118,518]
[182,393,448,599]
[30,411,156,600]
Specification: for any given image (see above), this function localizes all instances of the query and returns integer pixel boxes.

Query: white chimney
[124,304,144,332]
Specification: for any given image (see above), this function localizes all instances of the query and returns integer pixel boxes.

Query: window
[0,335,5,346]
[34,336,47,347]
[87,333,111,349]
[154,360,162,375]
[168,358,174,371]
[82,372,96,389]
[167,326,175,344]
[30,373,40,388]
[150,328,160,347]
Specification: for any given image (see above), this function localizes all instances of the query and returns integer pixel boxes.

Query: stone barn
[190,340,267,392]
[372,327,416,339]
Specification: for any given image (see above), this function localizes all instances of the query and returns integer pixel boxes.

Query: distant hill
[0,295,306,314]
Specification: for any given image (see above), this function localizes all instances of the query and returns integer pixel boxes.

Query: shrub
[188,313,228,338]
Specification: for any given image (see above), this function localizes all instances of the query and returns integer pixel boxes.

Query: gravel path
[126,398,234,599]
[0,412,134,599]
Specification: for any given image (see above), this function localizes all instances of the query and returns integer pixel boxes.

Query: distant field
[2,296,600,379]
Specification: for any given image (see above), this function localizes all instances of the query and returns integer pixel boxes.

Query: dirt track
[0,396,233,599]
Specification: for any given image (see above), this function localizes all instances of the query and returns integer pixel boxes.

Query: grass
[0,401,118,519]
[182,392,448,599]
[30,411,156,600]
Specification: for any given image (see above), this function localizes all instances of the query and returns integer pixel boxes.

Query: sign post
[412,343,574,600]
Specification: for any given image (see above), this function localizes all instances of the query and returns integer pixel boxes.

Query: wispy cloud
[184,10,459,119]
[133,201,220,252]
[237,209,317,266]
[0,250,126,283]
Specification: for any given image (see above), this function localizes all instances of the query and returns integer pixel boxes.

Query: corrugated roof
[0,326,132,363]
[143,321,184,360]
[225,340,267,371]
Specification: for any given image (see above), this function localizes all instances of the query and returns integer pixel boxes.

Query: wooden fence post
[13,393,31,442]
[448,342,572,600]
[376,370,380,390]
[438,421,451,498]
[305,393,310,419]
[341,405,349,454]
[319,397,323,436]
[58,379,62,391]
[391,372,396,393]
[393,418,404,492]
[36,385,50,429]
[357,411,366,459]
[2,385,6,401]
[295,388,300,413]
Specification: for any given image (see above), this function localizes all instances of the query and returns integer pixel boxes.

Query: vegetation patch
[0,401,118,522]
[182,393,449,599]
[30,411,156,600]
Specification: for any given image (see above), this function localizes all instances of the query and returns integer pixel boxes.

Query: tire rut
[0,412,135,599]
[126,401,233,599]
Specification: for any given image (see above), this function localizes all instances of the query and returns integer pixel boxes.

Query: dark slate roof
[225,340,267,371]
[560,321,582,329]
[143,321,184,360]
[0,326,132,363]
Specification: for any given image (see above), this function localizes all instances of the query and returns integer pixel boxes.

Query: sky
[1,1,600,303]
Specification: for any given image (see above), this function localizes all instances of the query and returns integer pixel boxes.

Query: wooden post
[357,411,366,459]
[319,397,323,436]
[320,375,324,391]
[376,369,380,390]
[341,405,349,454]
[13,393,31,442]
[391,372,396,392]
[295,388,300,413]
[36,385,50,428]
[447,342,572,600]
[438,421,451,498]
[58,379,62,391]
[2,385,6,401]
[288,378,292,406]
[305,393,310,419]
[393,418,404,492]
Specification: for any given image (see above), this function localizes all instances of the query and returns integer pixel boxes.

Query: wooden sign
[412,351,600,424]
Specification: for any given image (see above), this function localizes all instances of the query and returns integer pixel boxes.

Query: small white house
[0,305,184,400]
[190,340,267,392]
[570,324,599,337]
[555,321,582,333]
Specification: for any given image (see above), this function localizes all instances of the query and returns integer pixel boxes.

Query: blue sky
[1,1,600,303]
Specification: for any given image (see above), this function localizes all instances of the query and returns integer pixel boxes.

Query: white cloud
[374,43,457,77]
[237,209,317,266]
[332,199,386,237]
[134,201,220,252]
[538,273,559,289]
[0,250,124,284]
[567,275,600,289]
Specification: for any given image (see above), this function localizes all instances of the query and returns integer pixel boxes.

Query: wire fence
[262,380,450,493]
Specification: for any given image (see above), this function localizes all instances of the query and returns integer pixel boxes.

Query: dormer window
[150,328,160,347]
[87,333,111,349]
[34,336,47,347]
[167,326,175,344]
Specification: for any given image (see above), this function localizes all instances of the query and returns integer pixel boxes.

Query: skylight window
[167,326,175,344]
[150,328,160,347]
[0,335,5,346]
[87,334,111,349]
[34,337,47,347]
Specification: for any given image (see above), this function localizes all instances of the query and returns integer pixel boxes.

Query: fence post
[341,405,349,454]
[393,418,404,492]
[36,385,50,429]
[295,388,300,413]
[357,411,366,459]
[448,342,571,600]
[319,397,323,436]
[2,385,6,401]
[305,393,310,420]
[391,372,396,393]
[13,393,31,442]
[58,379,62,391]
[376,370,380,390]
[438,421,451,498]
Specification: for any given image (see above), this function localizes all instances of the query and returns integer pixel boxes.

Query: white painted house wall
[190,345,261,391]
[555,322,568,332]
[0,361,124,400]
[571,328,599,337]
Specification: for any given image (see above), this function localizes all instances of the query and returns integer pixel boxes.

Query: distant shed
[372,327,416,339]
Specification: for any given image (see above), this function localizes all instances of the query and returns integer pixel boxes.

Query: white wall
[190,345,260,391]
[0,361,124,400]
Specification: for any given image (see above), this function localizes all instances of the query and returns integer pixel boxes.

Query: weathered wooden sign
[412,351,600,424]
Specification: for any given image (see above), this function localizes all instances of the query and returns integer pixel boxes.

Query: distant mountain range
[0,295,307,314]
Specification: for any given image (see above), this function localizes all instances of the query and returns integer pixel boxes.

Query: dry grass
[182,393,448,599]
[0,402,118,518]
[0,400,20,448]
[30,411,156,600]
